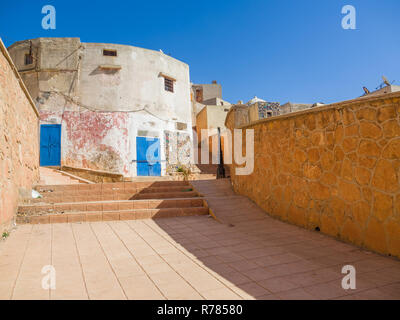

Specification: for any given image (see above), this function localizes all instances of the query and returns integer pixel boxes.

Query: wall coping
[236,91,400,129]
[0,38,39,117]
[61,165,124,178]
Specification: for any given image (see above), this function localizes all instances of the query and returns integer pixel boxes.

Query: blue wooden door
[40,124,61,166]
[136,137,161,176]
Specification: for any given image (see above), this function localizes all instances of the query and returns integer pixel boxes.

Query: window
[195,89,203,102]
[24,53,33,65]
[103,49,117,57]
[164,78,174,92]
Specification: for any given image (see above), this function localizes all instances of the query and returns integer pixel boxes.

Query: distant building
[246,96,280,122]
[280,102,313,115]
[192,81,222,103]
[190,81,231,128]
[366,84,400,97]
[196,105,230,147]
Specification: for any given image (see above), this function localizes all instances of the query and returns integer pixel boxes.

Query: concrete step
[16,206,209,224]
[34,180,190,193]
[18,197,206,215]
[29,183,198,203]
[19,180,209,224]
[29,190,200,203]
[32,191,199,203]
[32,185,194,197]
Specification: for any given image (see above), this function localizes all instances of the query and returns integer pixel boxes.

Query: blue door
[136,137,161,176]
[40,124,61,166]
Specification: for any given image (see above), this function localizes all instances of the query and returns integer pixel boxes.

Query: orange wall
[228,93,400,258]
[0,40,39,226]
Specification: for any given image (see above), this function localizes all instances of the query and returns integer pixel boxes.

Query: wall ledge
[238,91,400,129]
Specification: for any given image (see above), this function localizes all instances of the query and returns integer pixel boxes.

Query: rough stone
[355,167,371,185]
[373,191,393,222]
[377,106,396,123]
[371,159,399,193]
[382,139,400,159]
[364,217,388,254]
[338,180,361,202]
[360,122,382,139]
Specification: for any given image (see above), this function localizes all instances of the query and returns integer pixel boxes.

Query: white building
[8,38,193,177]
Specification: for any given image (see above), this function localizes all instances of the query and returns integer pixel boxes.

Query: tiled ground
[1,179,400,300]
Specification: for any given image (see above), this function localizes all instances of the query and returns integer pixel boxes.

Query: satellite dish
[363,86,370,95]
[382,75,391,86]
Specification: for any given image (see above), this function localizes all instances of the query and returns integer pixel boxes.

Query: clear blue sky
[1,0,399,104]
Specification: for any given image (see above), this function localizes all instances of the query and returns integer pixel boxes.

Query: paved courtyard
[1,179,400,300]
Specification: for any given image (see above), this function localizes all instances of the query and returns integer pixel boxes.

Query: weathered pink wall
[62,110,129,175]
[39,109,130,175]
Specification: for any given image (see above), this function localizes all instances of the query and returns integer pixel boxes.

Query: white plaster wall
[8,38,194,177]
[79,43,192,124]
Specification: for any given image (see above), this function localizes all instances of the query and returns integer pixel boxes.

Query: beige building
[196,105,231,146]
[190,81,231,128]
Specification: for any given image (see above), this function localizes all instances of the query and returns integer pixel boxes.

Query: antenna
[375,76,395,90]
[382,75,391,86]
[363,86,370,95]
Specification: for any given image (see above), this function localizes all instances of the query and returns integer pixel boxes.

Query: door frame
[136,136,161,176]
[39,124,62,167]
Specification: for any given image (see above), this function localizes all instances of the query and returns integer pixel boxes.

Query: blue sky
[1,0,399,104]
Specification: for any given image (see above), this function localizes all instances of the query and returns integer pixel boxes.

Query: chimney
[212,80,217,84]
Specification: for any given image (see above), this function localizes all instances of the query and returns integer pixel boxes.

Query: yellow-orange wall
[228,93,400,258]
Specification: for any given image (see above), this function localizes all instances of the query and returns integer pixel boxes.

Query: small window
[103,49,117,57]
[164,78,174,92]
[195,89,203,102]
[24,53,33,65]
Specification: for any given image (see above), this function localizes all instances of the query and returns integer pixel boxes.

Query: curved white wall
[8,38,193,177]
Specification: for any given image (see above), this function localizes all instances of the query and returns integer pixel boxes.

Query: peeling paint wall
[8,38,193,176]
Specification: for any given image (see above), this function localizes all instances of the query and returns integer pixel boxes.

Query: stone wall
[0,39,39,227]
[227,92,400,258]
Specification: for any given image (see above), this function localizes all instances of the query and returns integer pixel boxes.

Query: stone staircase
[17,181,209,224]
[193,146,231,178]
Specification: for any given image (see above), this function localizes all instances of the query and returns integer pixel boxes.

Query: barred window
[103,49,117,56]
[24,53,33,65]
[164,78,174,92]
